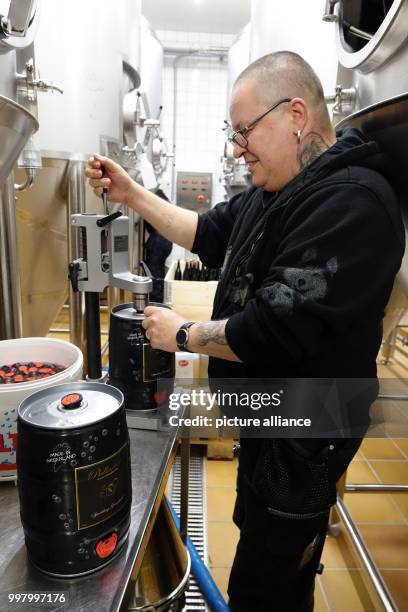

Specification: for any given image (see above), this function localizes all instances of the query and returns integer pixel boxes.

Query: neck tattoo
[297,131,331,171]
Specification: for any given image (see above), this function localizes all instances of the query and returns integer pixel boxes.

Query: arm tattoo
[297,131,331,171]
[195,320,229,347]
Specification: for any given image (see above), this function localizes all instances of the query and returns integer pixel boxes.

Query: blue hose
[167,497,230,612]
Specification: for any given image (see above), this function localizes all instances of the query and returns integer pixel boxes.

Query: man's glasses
[225,97,291,149]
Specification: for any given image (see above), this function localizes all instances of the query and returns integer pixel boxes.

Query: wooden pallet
[190,437,236,460]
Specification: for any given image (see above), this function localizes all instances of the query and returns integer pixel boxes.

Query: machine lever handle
[68,262,80,292]
[139,260,154,279]
[96,211,123,228]
[100,164,109,214]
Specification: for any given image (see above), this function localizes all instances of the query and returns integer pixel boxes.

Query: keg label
[74,442,130,530]
[142,343,174,382]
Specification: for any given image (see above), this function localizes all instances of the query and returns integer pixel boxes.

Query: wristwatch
[176,322,195,352]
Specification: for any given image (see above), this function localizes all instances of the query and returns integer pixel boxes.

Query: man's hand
[142,306,186,352]
[143,306,241,362]
[85,154,134,205]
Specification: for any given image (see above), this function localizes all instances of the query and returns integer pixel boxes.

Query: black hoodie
[192,128,405,380]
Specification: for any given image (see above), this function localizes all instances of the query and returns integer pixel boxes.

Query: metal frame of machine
[69,210,152,381]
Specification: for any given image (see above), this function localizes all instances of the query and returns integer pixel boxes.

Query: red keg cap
[95,532,118,559]
[60,392,83,409]
[153,390,167,406]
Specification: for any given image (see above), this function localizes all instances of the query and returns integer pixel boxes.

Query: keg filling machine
[68,208,176,431]
[68,209,148,375]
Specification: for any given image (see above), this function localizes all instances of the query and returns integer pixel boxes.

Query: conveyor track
[170,454,208,611]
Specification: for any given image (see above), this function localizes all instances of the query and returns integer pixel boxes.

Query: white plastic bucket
[0,337,83,480]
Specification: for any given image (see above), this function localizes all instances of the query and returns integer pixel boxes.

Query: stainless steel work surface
[0,426,180,612]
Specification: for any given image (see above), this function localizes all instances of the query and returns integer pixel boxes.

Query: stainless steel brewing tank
[17,381,132,577]
[0,0,40,54]
[0,96,38,188]
[249,0,338,93]
[336,93,408,294]
[332,0,408,112]
[227,24,251,108]
[0,52,17,99]
[331,1,408,296]
[140,17,163,123]
[33,0,142,154]
[14,151,102,337]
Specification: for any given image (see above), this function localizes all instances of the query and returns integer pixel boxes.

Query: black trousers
[227,436,363,611]
[228,476,329,612]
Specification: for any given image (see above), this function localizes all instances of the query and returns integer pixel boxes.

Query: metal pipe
[67,160,86,354]
[107,286,120,315]
[101,338,109,358]
[171,53,190,201]
[49,328,109,335]
[85,292,102,380]
[393,343,408,359]
[380,326,398,364]
[14,167,36,192]
[180,436,190,546]
[164,46,228,57]
[336,497,397,611]
[346,24,373,42]
[63,303,109,312]
[323,0,340,22]
[377,394,408,401]
[0,175,23,339]
[345,483,408,492]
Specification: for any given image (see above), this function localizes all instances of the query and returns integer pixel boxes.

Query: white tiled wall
[156,30,235,263]
[157,30,235,204]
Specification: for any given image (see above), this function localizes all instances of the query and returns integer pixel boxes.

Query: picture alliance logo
[168,389,283,411]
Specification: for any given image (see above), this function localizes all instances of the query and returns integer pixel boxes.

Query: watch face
[176,328,188,347]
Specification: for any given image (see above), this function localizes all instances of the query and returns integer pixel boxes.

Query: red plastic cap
[61,392,83,409]
[95,532,118,559]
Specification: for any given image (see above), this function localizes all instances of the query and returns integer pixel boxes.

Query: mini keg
[17,381,132,578]
[109,302,175,411]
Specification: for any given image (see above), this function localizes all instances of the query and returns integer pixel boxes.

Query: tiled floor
[206,346,408,610]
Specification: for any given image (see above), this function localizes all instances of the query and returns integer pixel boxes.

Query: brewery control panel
[176,171,212,214]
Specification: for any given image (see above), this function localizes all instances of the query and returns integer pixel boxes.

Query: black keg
[108,302,175,411]
[17,381,132,578]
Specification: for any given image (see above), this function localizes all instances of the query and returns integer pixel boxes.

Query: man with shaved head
[87,51,403,610]
[231,51,336,192]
